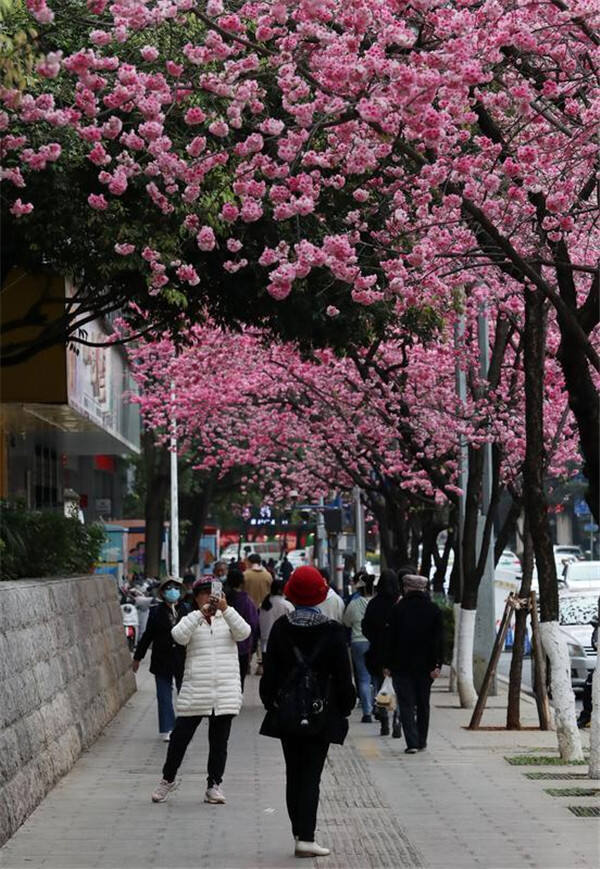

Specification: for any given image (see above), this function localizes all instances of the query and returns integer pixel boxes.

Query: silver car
[558,592,598,692]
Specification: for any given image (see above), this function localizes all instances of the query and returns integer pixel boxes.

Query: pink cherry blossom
[88,193,108,210]
[114,243,136,255]
[9,198,34,217]
[184,107,206,125]
[196,226,216,251]
[140,46,159,62]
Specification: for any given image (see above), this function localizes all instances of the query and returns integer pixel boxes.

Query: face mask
[164,588,180,603]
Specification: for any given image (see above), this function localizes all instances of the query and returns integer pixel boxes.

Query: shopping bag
[375,675,396,710]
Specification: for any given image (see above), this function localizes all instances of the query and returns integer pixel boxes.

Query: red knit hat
[284,566,328,607]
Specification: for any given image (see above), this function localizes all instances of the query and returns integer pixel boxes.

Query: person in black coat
[384,574,444,753]
[133,576,187,740]
[361,568,402,735]
[259,566,355,859]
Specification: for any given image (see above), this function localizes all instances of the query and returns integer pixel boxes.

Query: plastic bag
[374,675,396,710]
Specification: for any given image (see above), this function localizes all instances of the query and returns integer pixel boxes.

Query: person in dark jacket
[224,568,259,690]
[260,566,355,859]
[133,576,187,740]
[279,553,293,582]
[361,568,401,735]
[384,574,443,753]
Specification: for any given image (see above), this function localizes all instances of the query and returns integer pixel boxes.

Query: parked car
[220,541,282,564]
[497,549,521,573]
[563,560,600,592]
[558,591,598,692]
[554,544,584,561]
[286,547,314,568]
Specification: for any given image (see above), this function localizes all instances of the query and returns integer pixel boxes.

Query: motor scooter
[121,599,139,653]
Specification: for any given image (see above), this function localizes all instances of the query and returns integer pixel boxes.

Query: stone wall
[0,575,136,845]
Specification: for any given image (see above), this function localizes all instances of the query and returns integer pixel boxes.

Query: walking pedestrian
[361,568,401,736]
[151,576,251,805]
[243,553,273,607]
[280,553,293,582]
[316,567,345,622]
[133,576,187,741]
[384,574,443,753]
[343,574,375,722]
[244,554,273,674]
[213,560,228,579]
[259,566,355,859]
[181,573,196,612]
[224,568,259,690]
[259,579,294,663]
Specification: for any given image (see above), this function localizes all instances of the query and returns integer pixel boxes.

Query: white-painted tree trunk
[589,665,600,779]
[449,602,461,692]
[457,607,477,708]
[539,621,584,762]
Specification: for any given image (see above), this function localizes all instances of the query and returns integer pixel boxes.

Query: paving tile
[1,668,598,869]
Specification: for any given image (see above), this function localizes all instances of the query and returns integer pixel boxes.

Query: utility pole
[169,381,180,578]
[473,308,497,694]
[354,486,366,570]
[452,315,468,693]
[316,496,327,568]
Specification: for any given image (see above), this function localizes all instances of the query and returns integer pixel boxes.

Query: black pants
[163,713,233,787]
[238,653,250,691]
[393,672,432,750]
[281,737,329,841]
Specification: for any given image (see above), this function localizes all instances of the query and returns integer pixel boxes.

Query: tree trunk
[457,607,478,708]
[420,510,436,580]
[448,538,461,693]
[506,525,533,729]
[449,602,462,693]
[522,286,583,761]
[432,524,454,594]
[367,491,411,569]
[179,473,216,571]
[448,537,461,601]
[143,429,170,579]
[556,277,599,523]
[494,495,522,566]
[457,446,485,708]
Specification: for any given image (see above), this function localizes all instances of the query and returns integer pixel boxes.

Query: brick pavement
[0,664,597,869]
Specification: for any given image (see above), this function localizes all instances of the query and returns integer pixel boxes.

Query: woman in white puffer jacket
[151,576,251,806]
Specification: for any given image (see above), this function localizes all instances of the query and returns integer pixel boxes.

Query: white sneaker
[295,841,330,858]
[204,785,226,804]
[160,732,171,742]
[151,778,177,803]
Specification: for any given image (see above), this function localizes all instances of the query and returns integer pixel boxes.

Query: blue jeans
[351,641,374,716]
[155,674,179,734]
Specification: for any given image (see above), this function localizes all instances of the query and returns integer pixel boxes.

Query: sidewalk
[0,664,597,869]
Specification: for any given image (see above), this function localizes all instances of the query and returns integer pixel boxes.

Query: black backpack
[276,637,329,736]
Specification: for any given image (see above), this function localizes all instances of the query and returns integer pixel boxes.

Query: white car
[287,547,314,568]
[558,591,598,691]
[554,544,584,561]
[497,549,521,572]
[563,560,600,592]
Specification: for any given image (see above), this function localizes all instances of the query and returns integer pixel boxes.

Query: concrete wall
[0,575,136,845]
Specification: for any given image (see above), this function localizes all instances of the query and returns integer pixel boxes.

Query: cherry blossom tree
[128,284,583,751]
[4,0,595,757]
[3,1,597,518]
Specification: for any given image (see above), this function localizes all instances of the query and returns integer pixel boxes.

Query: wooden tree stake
[469,594,515,729]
